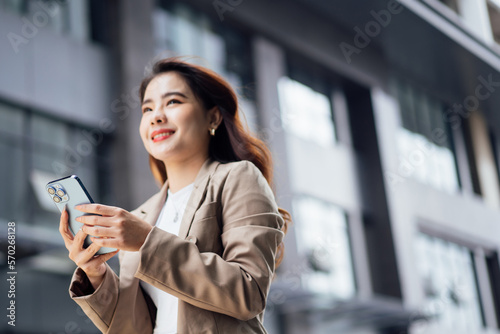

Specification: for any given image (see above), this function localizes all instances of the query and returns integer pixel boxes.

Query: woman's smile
[151,128,176,142]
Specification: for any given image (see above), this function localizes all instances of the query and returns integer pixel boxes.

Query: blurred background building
[1,0,500,333]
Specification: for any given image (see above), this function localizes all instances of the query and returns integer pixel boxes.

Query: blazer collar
[139,157,220,239]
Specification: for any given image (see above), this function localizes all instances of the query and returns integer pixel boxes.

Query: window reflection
[278,76,336,147]
[293,196,355,299]
[396,81,460,193]
[415,233,484,331]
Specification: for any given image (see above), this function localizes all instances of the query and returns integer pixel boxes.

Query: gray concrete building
[1,0,500,333]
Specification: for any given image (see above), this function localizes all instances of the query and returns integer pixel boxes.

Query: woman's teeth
[153,131,174,140]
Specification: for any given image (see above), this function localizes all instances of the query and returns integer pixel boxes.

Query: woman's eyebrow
[142,91,188,105]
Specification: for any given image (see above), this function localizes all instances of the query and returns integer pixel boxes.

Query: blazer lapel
[135,158,219,238]
[178,158,220,239]
[139,180,169,227]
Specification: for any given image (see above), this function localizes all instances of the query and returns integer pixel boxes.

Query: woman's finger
[75,203,117,216]
[89,236,115,249]
[72,228,89,251]
[73,242,104,269]
[89,250,119,267]
[82,224,114,238]
[78,250,119,278]
[58,208,74,250]
[76,214,114,227]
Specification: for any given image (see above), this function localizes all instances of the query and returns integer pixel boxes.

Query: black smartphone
[46,175,117,255]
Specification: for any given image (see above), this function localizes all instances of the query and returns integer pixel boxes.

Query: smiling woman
[139,71,220,178]
[60,57,291,334]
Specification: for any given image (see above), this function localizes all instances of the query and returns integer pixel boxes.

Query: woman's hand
[59,208,118,290]
[75,204,153,252]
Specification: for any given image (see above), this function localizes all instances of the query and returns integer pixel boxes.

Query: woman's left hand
[75,204,153,252]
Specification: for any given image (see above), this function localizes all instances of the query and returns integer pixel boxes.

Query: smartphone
[46,175,117,255]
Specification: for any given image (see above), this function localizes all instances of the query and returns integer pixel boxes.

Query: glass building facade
[1,0,500,333]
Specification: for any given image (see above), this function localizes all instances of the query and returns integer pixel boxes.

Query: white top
[140,182,194,334]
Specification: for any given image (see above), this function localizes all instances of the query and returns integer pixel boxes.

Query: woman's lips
[151,129,175,142]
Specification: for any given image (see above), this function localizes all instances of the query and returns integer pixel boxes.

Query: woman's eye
[167,99,180,106]
[142,107,152,113]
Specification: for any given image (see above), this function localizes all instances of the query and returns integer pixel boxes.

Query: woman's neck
[164,154,208,193]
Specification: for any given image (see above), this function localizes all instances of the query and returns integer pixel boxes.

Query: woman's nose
[150,109,167,125]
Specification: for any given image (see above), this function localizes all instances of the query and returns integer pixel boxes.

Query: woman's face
[139,72,213,165]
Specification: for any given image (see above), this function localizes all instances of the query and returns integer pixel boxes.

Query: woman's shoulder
[211,160,268,189]
[214,159,262,178]
[213,160,272,195]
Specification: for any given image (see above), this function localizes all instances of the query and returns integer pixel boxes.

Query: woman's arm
[135,161,285,320]
[69,263,120,331]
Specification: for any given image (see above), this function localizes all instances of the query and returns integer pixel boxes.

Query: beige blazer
[68,158,285,333]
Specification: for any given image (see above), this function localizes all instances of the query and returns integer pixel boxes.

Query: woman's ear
[208,106,223,129]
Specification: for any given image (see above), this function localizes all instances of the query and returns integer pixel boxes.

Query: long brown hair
[139,57,290,268]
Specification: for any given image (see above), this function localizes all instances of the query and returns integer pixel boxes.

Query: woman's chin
[149,149,174,162]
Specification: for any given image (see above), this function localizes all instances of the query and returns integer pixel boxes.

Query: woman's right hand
[59,208,119,291]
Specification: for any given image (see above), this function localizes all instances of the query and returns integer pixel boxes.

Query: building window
[415,233,484,331]
[277,55,337,147]
[0,102,103,227]
[0,0,90,42]
[153,1,258,132]
[293,196,356,299]
[278,76,336,147]
[396,80,460,193]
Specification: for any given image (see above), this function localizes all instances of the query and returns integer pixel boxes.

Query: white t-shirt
[140,182,194,334]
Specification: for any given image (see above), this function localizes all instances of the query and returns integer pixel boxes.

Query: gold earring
[210,128,216,136]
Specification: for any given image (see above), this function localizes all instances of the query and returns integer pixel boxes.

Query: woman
[59,57,291,334]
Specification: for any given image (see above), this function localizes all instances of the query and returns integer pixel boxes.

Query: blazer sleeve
[135,161,285,321]
[68,263,120,332]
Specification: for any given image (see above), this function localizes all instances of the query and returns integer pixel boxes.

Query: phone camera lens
[56,189,66,197]
[53,195,61,203]
[47,187,56,195]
